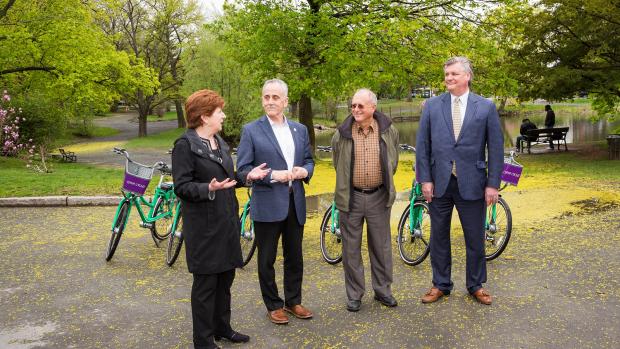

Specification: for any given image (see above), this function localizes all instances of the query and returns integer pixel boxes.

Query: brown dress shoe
[472,288,492,305]
[267,308,289,324]
[421,287,446,303]
[284,304,313,319]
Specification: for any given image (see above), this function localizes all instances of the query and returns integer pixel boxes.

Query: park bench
[520,127,569,154]
[58,148,77,162]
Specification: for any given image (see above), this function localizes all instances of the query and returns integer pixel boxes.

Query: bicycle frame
[240,199,252,239]
[330,201,341,237]
[406,181,427,237]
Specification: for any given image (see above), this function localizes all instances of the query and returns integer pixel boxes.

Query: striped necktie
[452,97,462,176]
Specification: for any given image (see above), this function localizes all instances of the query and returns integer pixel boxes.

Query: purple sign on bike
[123,173,151,195]
[501,162,523,186]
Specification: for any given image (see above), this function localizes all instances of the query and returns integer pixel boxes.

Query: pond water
[315,104,619,157]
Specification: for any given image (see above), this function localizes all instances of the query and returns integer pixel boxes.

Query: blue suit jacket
[236,115,314,224]
[416,92,504,200]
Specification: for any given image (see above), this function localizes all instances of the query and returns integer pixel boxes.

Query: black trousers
[254,194,304,311]
[191,269,235,349]
[429,175,487,294]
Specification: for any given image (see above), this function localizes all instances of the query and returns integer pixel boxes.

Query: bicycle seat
[160,182,174,190]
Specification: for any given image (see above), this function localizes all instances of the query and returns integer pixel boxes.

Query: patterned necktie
[452,97,462,176]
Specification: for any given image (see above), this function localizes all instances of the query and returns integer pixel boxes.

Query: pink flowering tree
[0,90,49,172]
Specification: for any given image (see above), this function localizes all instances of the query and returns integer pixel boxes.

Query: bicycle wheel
[166,203,184,266]
[239,204,257,266]
[397,201,431,266]
[106,200,130,261]
[152,196,173,240]
[320,206,343,264]
[485,197,512,261]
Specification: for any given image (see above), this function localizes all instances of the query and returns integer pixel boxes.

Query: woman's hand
[247,163,271,181]
[208,177,237,192]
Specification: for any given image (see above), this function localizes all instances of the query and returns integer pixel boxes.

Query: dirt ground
[1,195,619,348]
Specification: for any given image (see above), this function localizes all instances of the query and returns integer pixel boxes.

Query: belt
[353,185,383,194]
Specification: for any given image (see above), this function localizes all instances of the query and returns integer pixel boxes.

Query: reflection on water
[315,106,619,154]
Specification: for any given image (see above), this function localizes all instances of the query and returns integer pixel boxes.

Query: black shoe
[214,330,250,343]
[374,294,398,307]
[346,299,361,312]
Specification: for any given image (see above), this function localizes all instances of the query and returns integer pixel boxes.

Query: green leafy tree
[0,0,157,145]
[212,0,506,148]
[510,0,620,119]
[100,0,202,136]
[181,33,261,142]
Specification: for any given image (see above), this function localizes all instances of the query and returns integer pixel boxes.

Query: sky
[198,0,226,19]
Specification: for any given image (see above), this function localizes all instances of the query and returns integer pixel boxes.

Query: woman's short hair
[184,89,225,129]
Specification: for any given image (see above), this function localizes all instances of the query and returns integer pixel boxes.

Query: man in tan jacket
[331,88,399,312]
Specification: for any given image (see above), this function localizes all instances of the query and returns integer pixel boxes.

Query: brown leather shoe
[472,288,492,305]
[421,287,446,303]
[284,304,313,319]
[267,308,289,324]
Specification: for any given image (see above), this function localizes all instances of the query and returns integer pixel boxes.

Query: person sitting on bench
[516,118,537,152]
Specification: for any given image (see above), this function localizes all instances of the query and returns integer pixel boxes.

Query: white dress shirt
[268,116,295,184]
[450,90,469,123]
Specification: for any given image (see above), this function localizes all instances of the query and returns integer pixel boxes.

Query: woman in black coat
[172,89,269,349]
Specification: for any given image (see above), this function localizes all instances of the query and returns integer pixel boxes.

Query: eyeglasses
[351,103,365,110]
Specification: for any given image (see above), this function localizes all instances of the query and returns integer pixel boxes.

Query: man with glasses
[416,57,503,305]
[331,88,399,312]
[237,79,315,324]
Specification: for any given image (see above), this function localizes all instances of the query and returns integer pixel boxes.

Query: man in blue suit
[416,57,504,305]
[237,79,315,324]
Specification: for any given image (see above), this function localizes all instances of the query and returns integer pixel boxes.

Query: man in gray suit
[416,57,503,305]
[237,79,315,324]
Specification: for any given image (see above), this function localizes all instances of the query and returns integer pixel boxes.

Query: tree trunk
[498,97,508,113]
[406,82,413,102]
[290,100,299,118]
[175,99,185,128]
[298,94,315,152]
[137,91,148,137]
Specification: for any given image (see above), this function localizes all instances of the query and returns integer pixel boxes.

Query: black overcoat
[171,129,243,274]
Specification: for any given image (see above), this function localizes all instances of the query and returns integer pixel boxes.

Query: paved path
[76,112,178,168]
[1,203,618,348]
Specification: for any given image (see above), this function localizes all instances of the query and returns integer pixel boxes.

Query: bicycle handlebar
[112,148,171,172]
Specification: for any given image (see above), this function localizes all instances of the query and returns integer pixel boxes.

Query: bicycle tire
[485,197,512,261]
[106,200,130,261]
[166,203,184,266]
[397,201,431,266]
[239,204,257,266]
[320,205,343,265]
[152,196,173,240]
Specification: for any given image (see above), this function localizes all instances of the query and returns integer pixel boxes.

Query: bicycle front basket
[500,158,523,186]
[122,160,154,195]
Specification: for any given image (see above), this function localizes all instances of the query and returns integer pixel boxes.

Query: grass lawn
[147,111,179,122]
[2,143,618,201]
[0,157,124,197]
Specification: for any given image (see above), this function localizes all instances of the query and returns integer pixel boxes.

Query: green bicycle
[319,201,342,264]
[397,145,516,265]
[239,189,257,266]
[105,148,181,262]
[167,188,256,267]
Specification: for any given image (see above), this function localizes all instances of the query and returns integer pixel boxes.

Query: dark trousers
[192,269,235,349]
[429,175,487,294]
[254,194,304,311]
